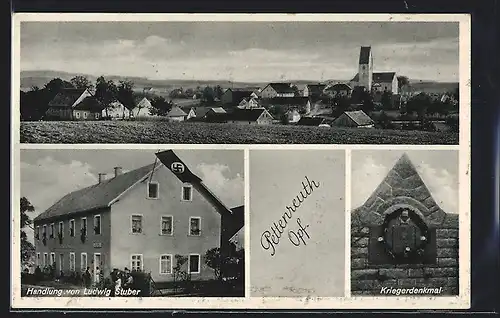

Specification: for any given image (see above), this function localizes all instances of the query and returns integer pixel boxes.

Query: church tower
[358,46,373,92]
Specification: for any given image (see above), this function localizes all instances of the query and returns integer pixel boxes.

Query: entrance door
[93,253,101,283]
[59,253,64,272]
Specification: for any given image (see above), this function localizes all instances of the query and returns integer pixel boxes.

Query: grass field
[20,121,459,144]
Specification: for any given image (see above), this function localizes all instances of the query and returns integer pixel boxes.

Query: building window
[83,112,87,119]
[50,223,54,238]
[131,215,143,234]
[69,253,76,271]
[181,184,193,202]
[69,219,75,237]
[81,217,87,237]
[159,254,173,275]
[36,253,40,266]
[43,253,48,266]
[95,113,100,119]
[75,112,80,119]
[58,221,64,238]
[50,253,55,267]
[35,226,40,240]
[94,215,101,235]
[147,182,159,199]
[131,254,143,272]
[42,225,47,238]
[188,254,200,274]
[189,217,201,236]
[81,253,87,272]
[59,253,64,272]
[160,216,173,235]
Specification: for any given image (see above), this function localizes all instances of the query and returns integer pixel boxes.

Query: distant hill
[20,70,458,95]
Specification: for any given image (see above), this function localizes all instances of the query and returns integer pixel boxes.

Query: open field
[20,121,459,144]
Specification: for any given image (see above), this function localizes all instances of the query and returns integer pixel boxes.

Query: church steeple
[358,46,373,92]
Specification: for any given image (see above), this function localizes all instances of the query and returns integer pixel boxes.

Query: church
[349,46,399,95]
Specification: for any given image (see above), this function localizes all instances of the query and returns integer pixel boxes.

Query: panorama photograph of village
[19,21,460,144]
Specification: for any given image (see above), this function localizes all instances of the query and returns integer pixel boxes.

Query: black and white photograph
[19,149,245,297]
[350,150,459,296]
[249,150,345,297]
[18,20,460,144]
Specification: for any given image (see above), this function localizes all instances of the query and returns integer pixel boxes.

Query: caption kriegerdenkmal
[260,176,320,256]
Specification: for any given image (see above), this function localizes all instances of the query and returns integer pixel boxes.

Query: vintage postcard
[11,13,471,310]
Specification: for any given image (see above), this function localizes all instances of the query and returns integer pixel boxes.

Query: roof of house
[35,150,233,223]
[260,96,310,107]
[297,117,326,126]
[34,163,157,222]
[351,72,396,83]
[326,83,352,91]
[208,107,227,114]
[359,46,372,64]
[265,83,296,94]
[225,90,255,103]
[306,84,327,95]
[224,205,244,240]
[166,106,188,117]
[73,96,103,112]
[227,108,271,121]
[343,110,374,126]
[48,88,88,108]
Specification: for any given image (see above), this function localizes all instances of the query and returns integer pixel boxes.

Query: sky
[20,149,244,243]
[249,150,345,297]
[20,21,459,82]
[351,150,459,214]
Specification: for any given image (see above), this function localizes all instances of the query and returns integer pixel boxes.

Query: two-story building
[33,150,243,284]
[260,83,296,98]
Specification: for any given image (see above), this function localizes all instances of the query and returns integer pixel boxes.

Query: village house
[226,108,274,125]
[165,106,188,122]
[203,107,227,123]
[303,84,327,99]
[238,97,260,109]
[260,83,296,98]
[102,101,131,120]
[221,88,258,105]
[182,107,197,120]
[33,150,243,284]
[260,97,312,114]
[332,110,375,128]
[324,83,353,98]
[130,96,154,118]
[349,46,399,95]
[284,109,301,124]
[296,117,328,127]
[45,88,103,121]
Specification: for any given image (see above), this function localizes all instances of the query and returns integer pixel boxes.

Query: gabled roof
[326,83,352,91]
[227,108,272,121]
[48,88,88,108]
[359,46,372,64]
[343,110,374,126]
[265,83,295,94]
[208,107,227,114]
[166,106,188,117]
[34,163,157,222]
[224,205,244,240]
[373,72,396,82]
[35,150,234,223]
[350,72,396,83]
[260,96,310,107]
[73,96,103,112]
[297,117,326,126]
[306,84,327,95]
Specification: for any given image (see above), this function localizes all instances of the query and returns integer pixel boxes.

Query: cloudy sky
[20,149,244,243]
[249,150,345,297]
[20,21,459,82]
[351,150,459,214]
